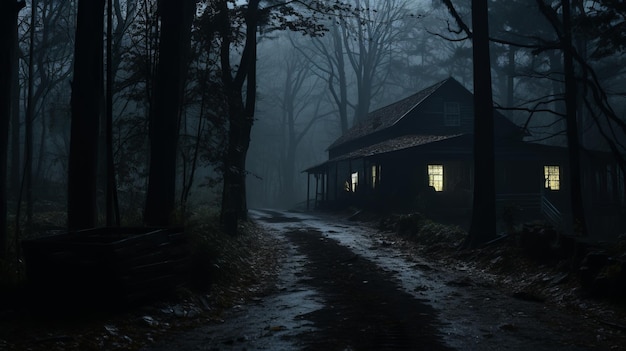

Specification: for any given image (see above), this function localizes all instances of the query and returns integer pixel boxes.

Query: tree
[467,0,497,247]
[271,41,329,205]
[143,0,196,226]
[441,0,497,246]
[216,0,260,234]
[15,0,76,231]
[0,0,26,257]
[533,0,589,236]
[302,0,413,132]
[560,0,588,236]
[194,0,350,234]
[67,0,105,230]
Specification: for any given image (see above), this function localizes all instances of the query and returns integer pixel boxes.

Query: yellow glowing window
[544,165,560,190]
[428,164,444,191]
[351,172,358,192]
[371,165,377,189]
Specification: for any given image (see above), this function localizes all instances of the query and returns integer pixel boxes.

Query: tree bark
[219,0,259,235]
[144,0,195,226]
[466,0,497,247]
[0,0,25,257]
[68,0,105,230]
[562,0,587,236]
[10,20,20,200]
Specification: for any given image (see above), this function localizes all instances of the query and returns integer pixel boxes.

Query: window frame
[371,164,379,189]
[427,164,444,192]
[544,165,560,191]
[351,171,359,192]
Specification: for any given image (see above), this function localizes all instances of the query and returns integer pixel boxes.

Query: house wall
[398,85,474,136]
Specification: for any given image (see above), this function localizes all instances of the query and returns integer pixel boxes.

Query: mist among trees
[1,0,625,255]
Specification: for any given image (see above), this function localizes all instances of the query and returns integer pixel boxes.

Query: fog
[2,0,625,230]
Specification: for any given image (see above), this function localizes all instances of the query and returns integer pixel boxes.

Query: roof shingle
[328,78,450,150]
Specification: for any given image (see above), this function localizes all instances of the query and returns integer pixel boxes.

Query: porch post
[315,174,319,208]
[321,170,326,203]
[306,173,310,210]
[334,163,338,201]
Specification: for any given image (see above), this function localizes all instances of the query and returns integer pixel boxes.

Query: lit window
[351,172,358,192]
[371,165,377,189]
[544,165,560,190]
[428,164,444,191]
[444,102,460,126]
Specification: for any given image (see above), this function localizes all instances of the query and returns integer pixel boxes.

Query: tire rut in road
[286,228,452,351]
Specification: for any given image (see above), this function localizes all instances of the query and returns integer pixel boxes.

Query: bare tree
[0,0,26,257]
[468,0,497,247]
[143,0,196,226]
[301,0,413,133]
[269,40,330,205]
[67,0,105,230]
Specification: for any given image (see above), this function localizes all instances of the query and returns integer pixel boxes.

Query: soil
[147,209,626,350]
[2,209,626,350]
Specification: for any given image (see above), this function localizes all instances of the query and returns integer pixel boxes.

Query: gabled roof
[328,78,452,150]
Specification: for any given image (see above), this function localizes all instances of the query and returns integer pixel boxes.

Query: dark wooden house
[304,77,625,238]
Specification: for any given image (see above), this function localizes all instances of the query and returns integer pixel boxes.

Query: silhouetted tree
[144,0,196,226]
[0,0,25,256]
[216,0,260,234]
[196,0,351,234]
[561,0,587,236]
[442,0,497,246]
[67,0,105,230]
[535,0,588,236]
[467,0,497,247]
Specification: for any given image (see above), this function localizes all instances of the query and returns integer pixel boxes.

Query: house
[304,77,625,238]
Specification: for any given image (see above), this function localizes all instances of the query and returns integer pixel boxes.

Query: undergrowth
[185,208,283,308]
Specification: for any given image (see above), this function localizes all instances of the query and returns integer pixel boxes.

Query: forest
[1,0,626,306]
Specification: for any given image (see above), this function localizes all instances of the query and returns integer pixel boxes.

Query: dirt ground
[2,209,626,350]
[147,209,626,350]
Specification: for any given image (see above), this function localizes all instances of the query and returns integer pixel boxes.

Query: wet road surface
[144,209,625,350]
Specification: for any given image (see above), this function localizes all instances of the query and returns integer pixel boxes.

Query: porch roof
[304,134,464,173]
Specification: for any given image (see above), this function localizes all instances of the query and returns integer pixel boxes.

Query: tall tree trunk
[10,24,20,200]
[466,0,496,247]
[0,0,25,257]
[24,0,36,230]
[333,26,349,133]
[562,0,587,236]
[143,0,195,226]
[105,0,120,227]
[68,0,105,230]
[220,0,259,235]
[507,47,515,108]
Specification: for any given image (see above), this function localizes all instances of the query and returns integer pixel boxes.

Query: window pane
[371,165,377,189]
[428,164,444,191]
[544,165,560,190]
[351,172,358,192]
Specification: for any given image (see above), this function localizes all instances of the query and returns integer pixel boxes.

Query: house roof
[327,78,451,150]
[305,134,463,173]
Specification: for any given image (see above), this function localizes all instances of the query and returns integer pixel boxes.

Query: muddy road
[145,209,625,351]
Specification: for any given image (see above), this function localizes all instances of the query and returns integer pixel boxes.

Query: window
[428,164,444,191]
[544,165,560,190]
[444,102,460,126]
[371,165,378,189]
[351,171,359,192]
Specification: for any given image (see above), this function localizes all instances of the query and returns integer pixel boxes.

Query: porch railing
[496,193,542,216]
[541,195,563,231]
[496,193,563,230]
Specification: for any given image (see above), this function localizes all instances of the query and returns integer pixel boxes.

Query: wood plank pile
[21,227,191,307]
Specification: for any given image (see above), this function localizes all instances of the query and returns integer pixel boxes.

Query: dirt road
[145,209,625,351]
